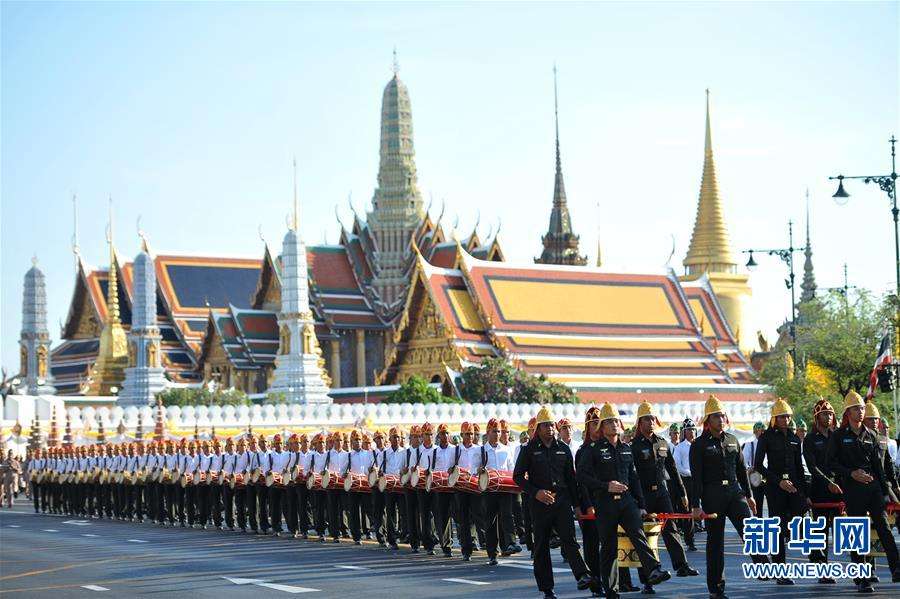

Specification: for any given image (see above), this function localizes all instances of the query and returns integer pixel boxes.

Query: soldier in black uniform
[753,398,808,585]
[862,400,900,586]
[826,391,900,593]
[513,405,595,599]
[690,394,769,599]
[802,398,842,584]
[578,402,671,599]
[631,401,699,593]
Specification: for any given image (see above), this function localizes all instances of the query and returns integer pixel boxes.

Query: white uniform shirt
[480,442,514,471]
[233,451,249,474]
[164,454,178,470]
[254,450,269,473]
[326,449,349,474]
[404,445,426,470]
[198,453,213,472]
[459,444,479,471]
[431,445,457,472]
[270,450,292,473]
[210,453,223,472]
[382,447,406,475]
[311,450,328,473]
[222,452,237,475]
[673,440,692,477]
[419,444,436,469]
[349,449,374,474]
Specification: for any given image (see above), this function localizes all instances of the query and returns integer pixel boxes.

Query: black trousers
[808,481,842,564]
[578,513,601,590]
[384,490,403,545]
[245,484,259,531]
[639,488,689,580]
[595,494,660,595]
[234,487,247,530]
[257,484,270,531]
[455,491,478,556]
[210,484,222,527]
[197,485,211,525]
[326,490,345,539]
[416,489,437,550]
[433,492,454,552]
[348,491,365,541]
[532,493,589,593]
[701,484,769,595]
[134,484,144,520]
[482,492,515,557]
[844,479,899,578]
[404,489,420,548]
[222,485,235,528]
[269,486,285,533]
[294,485,311,534]
[313,490,328,536]
[370,488,385,543]
[32,482,41,512]
[750,482,766,517]
[764,482,806,564]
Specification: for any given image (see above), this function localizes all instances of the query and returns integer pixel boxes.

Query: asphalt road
[0,495,897,598]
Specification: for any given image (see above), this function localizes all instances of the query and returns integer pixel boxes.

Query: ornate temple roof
[383,244,758,395]
[683,90,737,276]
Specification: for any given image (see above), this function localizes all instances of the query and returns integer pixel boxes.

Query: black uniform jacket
[825,424,889,495]
[631,432,686,499]
[688,430,751,508]
[576,436,645,509]
[513,437,580,510]
[754,427,808,495]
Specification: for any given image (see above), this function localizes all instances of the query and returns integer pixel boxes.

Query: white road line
[222,577,319,594]
[497,559,568,574]
[82,533,100,537]
[9,525,21,528]
[81,585,109,592]
[42,529,59,532]
[63,519,91,526]
[442,578,490,585]
[334,565,368,570]
[127,539,148,543]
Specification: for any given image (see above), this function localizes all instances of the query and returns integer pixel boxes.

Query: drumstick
[886,502,900,513]
[810,501,846,512]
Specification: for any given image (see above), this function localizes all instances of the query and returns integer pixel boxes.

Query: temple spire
[683,89,737,275]
[535,64,586,266]
[800,188,817,303]
[106,198,120,326]
[292,156,300,232]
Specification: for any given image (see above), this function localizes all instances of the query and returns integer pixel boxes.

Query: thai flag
[866,333,892,399]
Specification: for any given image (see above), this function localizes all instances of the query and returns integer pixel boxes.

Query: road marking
[42,529,59,532]
[497,559,568,574]
[82,533,100,537]
[127,539,148,543]
[63,520,91,526]
[334,565,367,570]
[81,585,110,592]
[442,578,490,585]
[223,577,319,594]
[9,525,21,528]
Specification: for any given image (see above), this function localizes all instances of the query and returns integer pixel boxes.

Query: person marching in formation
[826,391,900,593]
[753,398,807,585]
[21,395,900,599]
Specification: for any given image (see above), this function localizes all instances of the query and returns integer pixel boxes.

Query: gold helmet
[598,402,618,422]
[864,401,881,420]
[634,401,662,428]
[769,398,793,427]
[699,394,726,425]
[842,390,865,413]
[535,405,555,426]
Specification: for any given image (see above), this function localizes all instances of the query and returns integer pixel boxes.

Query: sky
[2,1,898,373]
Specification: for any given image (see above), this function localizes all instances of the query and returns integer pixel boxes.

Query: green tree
[758,290,895,426]
[156,387,251,407]
[384,376,461,404]
[458,357,578,404]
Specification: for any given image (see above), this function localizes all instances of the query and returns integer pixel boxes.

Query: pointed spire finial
[31,254,38,267]
[800,188,817,303]
[553,62,560,168]
[292,156,299,232]
[105,197,121,325]
[704,88,712,154]
[71,194,80,264]
[392,46,400,77]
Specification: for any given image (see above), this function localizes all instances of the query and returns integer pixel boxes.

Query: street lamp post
[743,221,801,371]
[829,135,899,427]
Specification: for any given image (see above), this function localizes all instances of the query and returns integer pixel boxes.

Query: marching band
[18,392,900,599]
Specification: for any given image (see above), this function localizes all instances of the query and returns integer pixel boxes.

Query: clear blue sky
[2,1,898,373]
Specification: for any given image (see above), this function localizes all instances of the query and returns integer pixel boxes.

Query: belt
[721,480,729,486]
[611,494,622,500]
[649,484,659,491]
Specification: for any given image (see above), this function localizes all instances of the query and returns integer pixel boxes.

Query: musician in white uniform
[430,423,457,557]
[254,435,271,534]
[325,431,349,543]
[233,437,251,532]
[369,430,387,546]
[479,418,520,564]
[347,429,374,544]
[196,440,214,528]
[310,433,329,541]
[265,434,290,536]
[382,426,407,550]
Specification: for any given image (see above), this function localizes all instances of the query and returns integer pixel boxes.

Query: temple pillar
[356,329,366,386]
[330,337,342,388]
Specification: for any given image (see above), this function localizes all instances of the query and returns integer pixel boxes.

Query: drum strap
[432,447,438,471]
[481,446,487,469]
[323,450,331,472]
[453,445,461,467]
[268,453,273,472]
[415,447,422,467]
